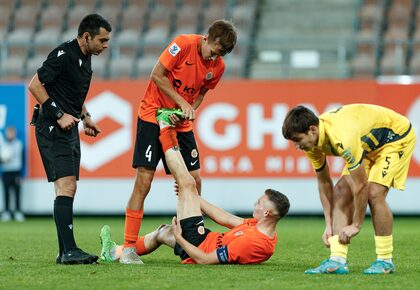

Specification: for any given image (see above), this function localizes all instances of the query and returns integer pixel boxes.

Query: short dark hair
[265,189,290,220]
[78,14,112,38]
[207,19,237,55]
[282,105,319,140]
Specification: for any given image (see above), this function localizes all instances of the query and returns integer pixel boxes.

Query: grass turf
[0,216,419,290]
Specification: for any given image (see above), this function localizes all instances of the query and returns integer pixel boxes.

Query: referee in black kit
[28,14,111,265]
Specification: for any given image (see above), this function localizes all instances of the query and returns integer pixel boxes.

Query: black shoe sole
[61,255,99,265]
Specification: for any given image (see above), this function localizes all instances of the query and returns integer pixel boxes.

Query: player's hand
[57,113,80,131]
[180,102,195,121]
[172,216,182,239]
[83,117,101,137]
[339,224,360,244]
[322,225,333,247]
[169,113,185,127]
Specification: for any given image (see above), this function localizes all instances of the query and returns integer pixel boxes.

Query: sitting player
[100,108,290,264]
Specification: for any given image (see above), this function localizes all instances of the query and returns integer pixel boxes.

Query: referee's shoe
[61,248,99,265]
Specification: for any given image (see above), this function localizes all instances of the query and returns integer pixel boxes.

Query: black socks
[54,196,77,254]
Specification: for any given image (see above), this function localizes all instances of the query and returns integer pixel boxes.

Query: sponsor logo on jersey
[57,50,66,57]
[169,43,181,56]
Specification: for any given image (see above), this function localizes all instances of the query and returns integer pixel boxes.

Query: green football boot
[100,225,117,262]
[156,108,184,127]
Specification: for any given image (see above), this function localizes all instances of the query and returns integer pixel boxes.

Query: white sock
[330,256,346,264]
[378,258,393,264]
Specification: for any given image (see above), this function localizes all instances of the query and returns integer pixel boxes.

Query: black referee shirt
[37,38,92,118]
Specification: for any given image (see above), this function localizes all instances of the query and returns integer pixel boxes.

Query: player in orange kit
[100,111,290,265]
[119,20,238,264]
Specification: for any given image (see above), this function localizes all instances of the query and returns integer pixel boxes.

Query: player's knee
[368,190,386,206]
[55,182,77,196]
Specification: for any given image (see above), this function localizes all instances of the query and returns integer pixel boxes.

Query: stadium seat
[34,27,61,46]
[96,5,120,27]
[45,0,70,7]
[0,5,12,30]
[0,44,28,80]
[25,54,47,78]
[380,47,406,75]
[7,28,33,46]
[0,27,6,42]
[134,54,159,78]
[39,4,66,31]
[350,52,376,77]
[67,4,97,31]
[201,5,228,31]
[109,56,135,79]
[409,50,420,75]
[92,50,110,80]
[119,5,148,38]
[13,3,41,30]
[387,1,412,28]
[173,6,200,33]
[60,28,78,42]
[125,0,150,10]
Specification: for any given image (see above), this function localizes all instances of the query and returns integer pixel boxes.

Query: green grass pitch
[0,216,419,290]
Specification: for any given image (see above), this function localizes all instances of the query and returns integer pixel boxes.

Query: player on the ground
[282,104,416,274]
[100,109,290,264]
[120,20,237,264]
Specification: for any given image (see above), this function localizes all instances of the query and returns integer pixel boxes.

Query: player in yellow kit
[282,104,416,274]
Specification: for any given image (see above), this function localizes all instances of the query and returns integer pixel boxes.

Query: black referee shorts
[174,216,211,260]
[132,118,200,174]
[35,113,80,182]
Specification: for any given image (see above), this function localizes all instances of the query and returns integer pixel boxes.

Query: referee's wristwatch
[55,110,64,120]
[81,112,91,120]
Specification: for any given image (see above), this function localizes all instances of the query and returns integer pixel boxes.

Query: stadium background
[1,0,420,215]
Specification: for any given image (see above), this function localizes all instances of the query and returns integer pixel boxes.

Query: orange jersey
[138,34,225,132]
[182,218,277,264]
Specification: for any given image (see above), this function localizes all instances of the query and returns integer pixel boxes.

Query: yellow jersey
[305,104,412,172]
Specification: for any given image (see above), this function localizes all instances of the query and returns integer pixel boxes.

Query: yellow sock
[375,235,393,260]
[329,235,348,259]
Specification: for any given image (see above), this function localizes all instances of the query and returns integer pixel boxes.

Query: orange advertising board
[28,80,420,178]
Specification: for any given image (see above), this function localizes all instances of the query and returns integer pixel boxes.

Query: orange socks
[135,236,150,255]
[159,127,178,152]
[123,208,144,248]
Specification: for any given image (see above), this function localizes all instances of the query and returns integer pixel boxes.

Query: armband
[43,98,64,120]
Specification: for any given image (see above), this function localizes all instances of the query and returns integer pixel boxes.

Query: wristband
[43,98,64,120]
[81,112,91,120]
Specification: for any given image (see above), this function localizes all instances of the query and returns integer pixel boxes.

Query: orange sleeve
[159,35,189,71]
